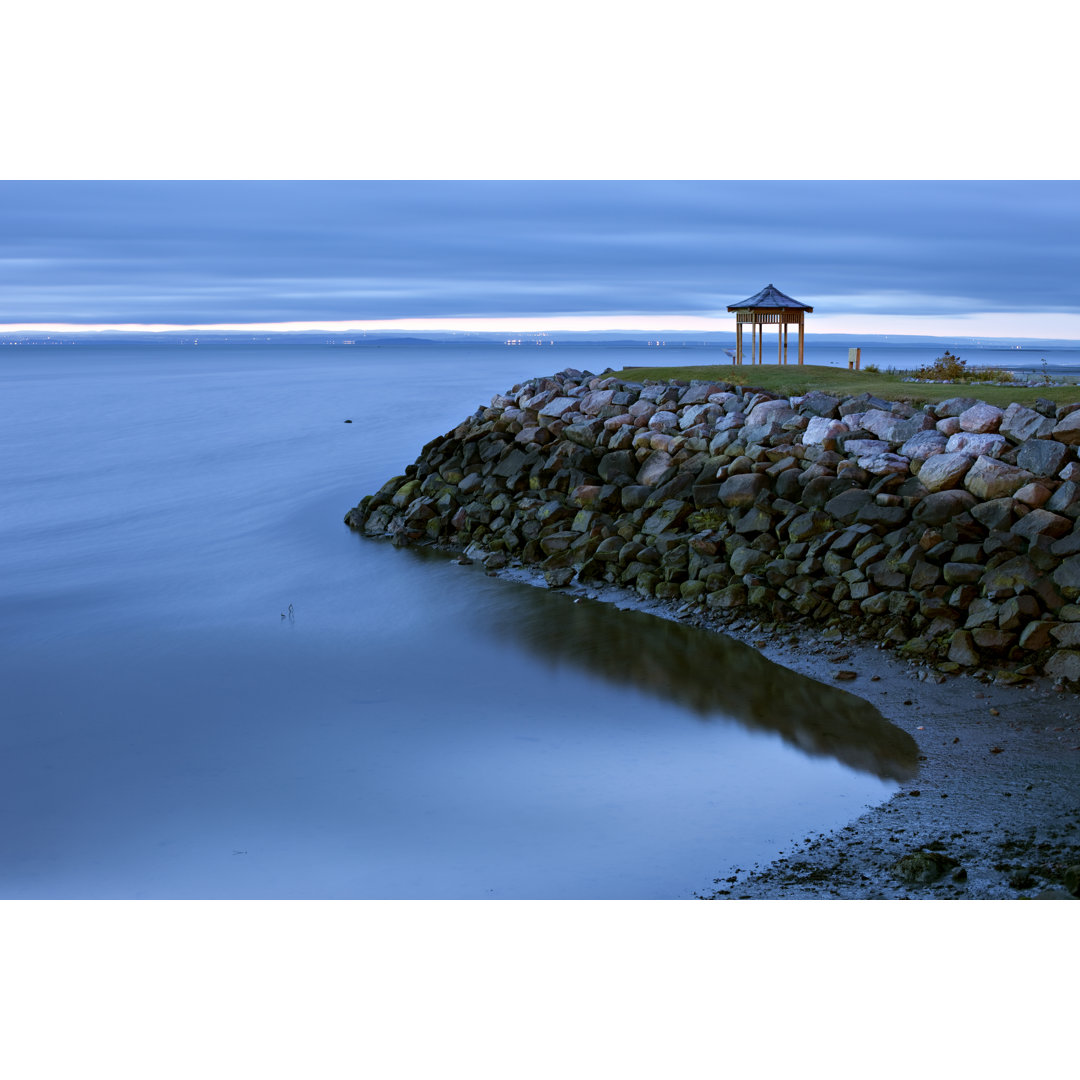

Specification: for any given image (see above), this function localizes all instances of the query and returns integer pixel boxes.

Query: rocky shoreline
[347,366,1080,686]
[345,366,1080,898]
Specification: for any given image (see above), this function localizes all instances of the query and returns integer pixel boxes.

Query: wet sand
[496,565,1080,900]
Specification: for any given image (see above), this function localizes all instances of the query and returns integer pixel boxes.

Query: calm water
[0,343,919,899]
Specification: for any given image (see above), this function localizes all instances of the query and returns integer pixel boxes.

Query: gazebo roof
[727,284,813,312]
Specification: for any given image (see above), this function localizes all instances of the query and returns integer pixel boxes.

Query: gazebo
[727,284,813,366]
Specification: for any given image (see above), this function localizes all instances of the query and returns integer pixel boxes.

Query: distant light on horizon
[2,311,1080,341]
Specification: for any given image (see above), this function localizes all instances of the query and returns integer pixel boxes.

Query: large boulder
[1010,509,1072,543]
[1001,403,1055,444]
[636,450,677,486]
[945,431,1009,457]
[917,452,976,492]
[803,416,848,446]
[901,430,948,464]
[824,488,875,523]
[745,398,798,427]
[1016,437,1069,477]
[936,397,979,418]
[797,391,841,418]
[912,489,978,526]
[1052,412,1080,445]
[718,472,770,508]
[842,438,893,458]
[963,456,1034,500]
[537,396,580,419]
[957,402,1004,433]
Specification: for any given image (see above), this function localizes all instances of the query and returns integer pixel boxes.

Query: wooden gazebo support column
[727,284,813,367]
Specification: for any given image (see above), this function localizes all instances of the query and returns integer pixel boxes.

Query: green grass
[614,364,1080,408]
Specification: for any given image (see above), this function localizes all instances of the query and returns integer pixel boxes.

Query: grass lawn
[614,364,1080,408]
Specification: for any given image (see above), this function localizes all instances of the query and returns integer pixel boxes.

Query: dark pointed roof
[727,284,813,312]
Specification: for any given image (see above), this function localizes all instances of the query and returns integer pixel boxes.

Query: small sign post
[848,347,861,370]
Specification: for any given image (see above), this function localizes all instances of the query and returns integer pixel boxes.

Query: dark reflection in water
[403,549,918,782]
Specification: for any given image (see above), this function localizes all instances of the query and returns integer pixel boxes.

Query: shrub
[862,363,880,374]
[909,351,1015,384]
[911,350,967,381]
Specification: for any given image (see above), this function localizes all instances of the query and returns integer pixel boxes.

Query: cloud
[0,181,1077,326]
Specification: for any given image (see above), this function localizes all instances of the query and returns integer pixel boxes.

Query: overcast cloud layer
[0,181,1076,325]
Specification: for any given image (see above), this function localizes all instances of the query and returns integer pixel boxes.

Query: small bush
[863,363,880,374]
[909,351,1015,384]
[911,350,967,381]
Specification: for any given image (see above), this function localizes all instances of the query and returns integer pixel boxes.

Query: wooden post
[777,319,782,365]
[784,322,788,364]
[736,321,742,365]
[798,313,804,365]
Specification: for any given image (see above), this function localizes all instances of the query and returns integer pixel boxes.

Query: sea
[3,337,1064,900]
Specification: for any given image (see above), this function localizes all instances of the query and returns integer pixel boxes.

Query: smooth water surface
[0,343,914,898]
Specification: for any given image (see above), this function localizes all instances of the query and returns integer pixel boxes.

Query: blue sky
[2,180,1078,338]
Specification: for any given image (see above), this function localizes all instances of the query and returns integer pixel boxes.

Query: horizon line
[1,312,1080,342]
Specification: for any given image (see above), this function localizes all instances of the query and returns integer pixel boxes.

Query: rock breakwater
[345,368,1080,683]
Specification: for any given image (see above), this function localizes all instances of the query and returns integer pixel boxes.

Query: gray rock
[537,396,580,419]
[1016,437,1068,476]
[970,497,1018,531]
[1046,481,1080,518]
[945,431,1009,457]
[1050,527,1080,556]
[1044,650,1080,681]
[647,409,680,432]
[577,388,616,416]
[745,398,798,426]
[935,397,979,418]
[641,500,692,535]
[620,485,652,511]
[982,555,1042,592]
[917,452,976,492]
[1050,624,1080,648]
[718,472,769,508]
[972,628,1016,655]
[1001,403,1056,444]
[787,510,833,542]
[1012,482,1052,508]
[957,402,1004,433]
[842,438,893,457]
[824,488,874,523]
[857,452,911,476]
[1052,412,1080,445]
[964,456,1034,500]
[562,420,604,447]
[1010,508,1073,543]
[729,547,769,575]
[1019,621,1056,650]
[912,489,978,525]
[855,503,910,528]
[597,449,636,482]
[636,450,676,487]
[1052,554,1080,594]
[943,562,984,585]
[802,416,848,446]
[900,430,948,463]
[797,391,841,418]
[740,421,786,446]
[948,629,980,666]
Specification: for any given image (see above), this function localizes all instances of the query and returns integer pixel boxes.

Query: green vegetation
[614,363,1080,408]
[909,350,1015,384]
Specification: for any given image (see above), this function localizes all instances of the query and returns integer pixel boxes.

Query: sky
[2,180,1078,340]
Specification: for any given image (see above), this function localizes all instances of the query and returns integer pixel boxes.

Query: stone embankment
[345,368,1080,683]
